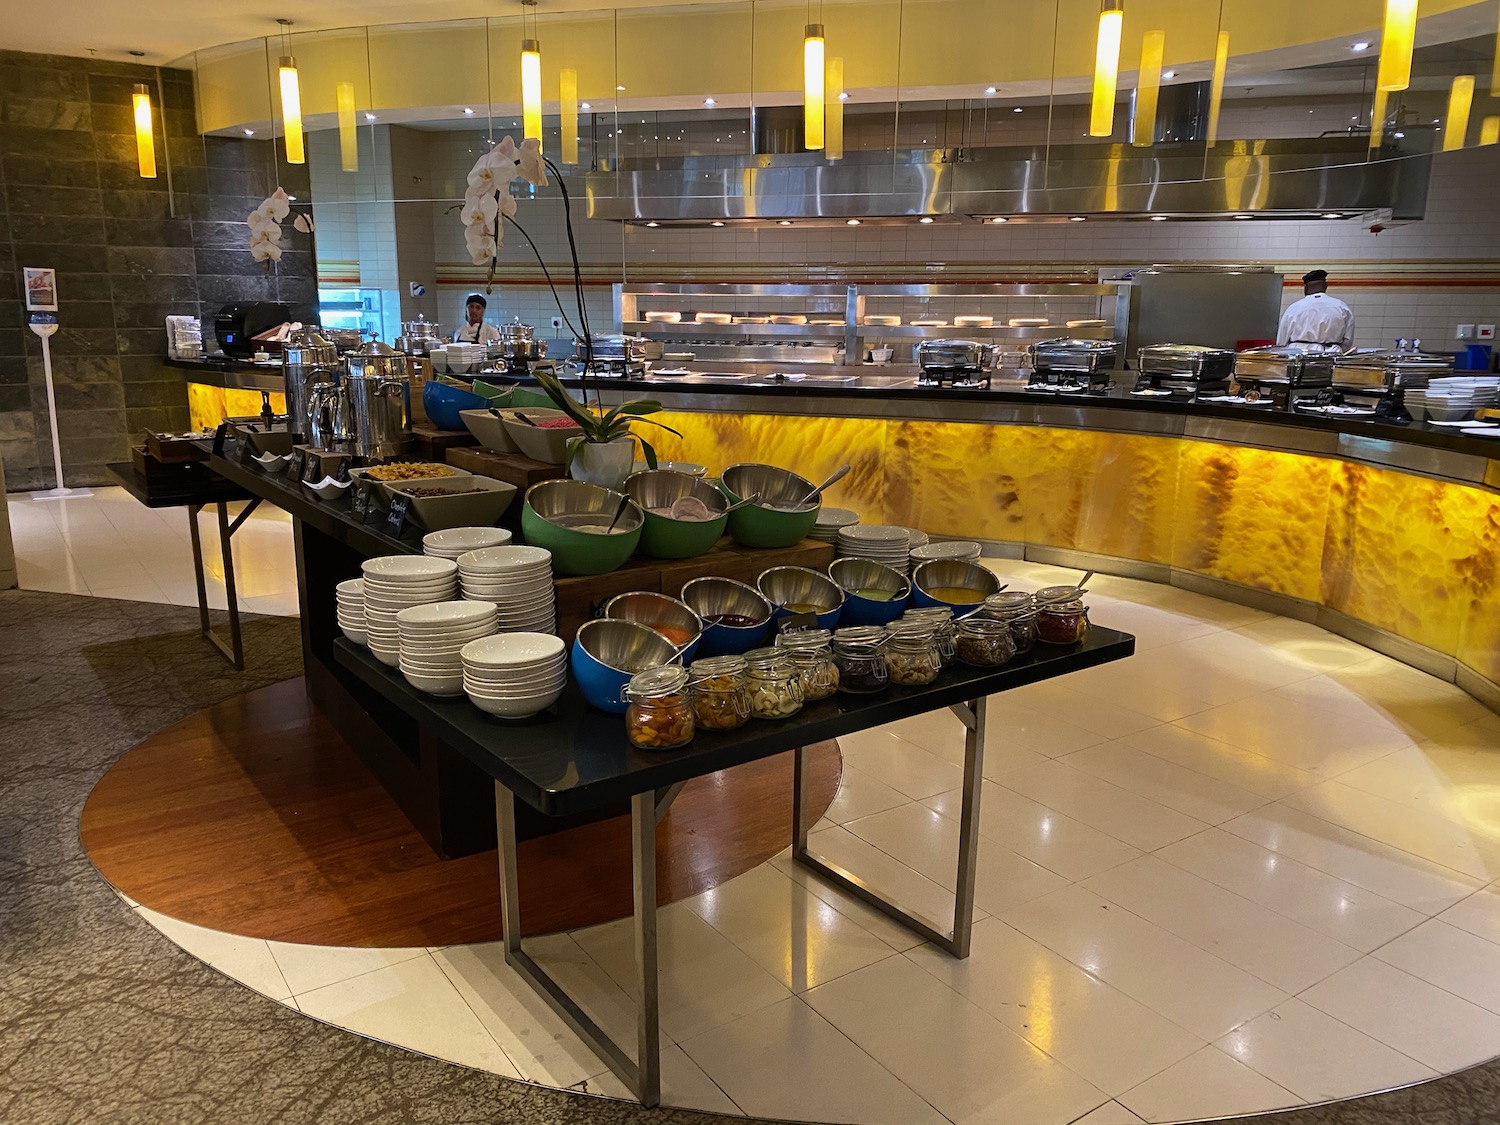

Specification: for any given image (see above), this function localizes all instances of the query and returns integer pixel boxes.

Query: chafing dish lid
[1031,338,1120,353]
[1139,343,1235,359]
[1334,348,1451,370]
[1237,344,1341,359]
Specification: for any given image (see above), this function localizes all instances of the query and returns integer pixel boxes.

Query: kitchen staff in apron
[454,293,501,344]
[1276,269,1355,350]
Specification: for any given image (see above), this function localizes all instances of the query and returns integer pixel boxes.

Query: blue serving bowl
[910,558,1001,611]
[570,618,681,714]
[679,577,774,657]
[758,566,844,632]
[829,557,911,627]
[423,379,489,431]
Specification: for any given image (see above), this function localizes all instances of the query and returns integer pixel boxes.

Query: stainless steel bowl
[721,463,818,512]
[758,566,845,613]
[912,559,1002,601]
[623,470,729,518]
[829,557,910,599]
[524,478,645,535]
[603,591,703,644]
[574,618,680,673]
[680,577,772,624]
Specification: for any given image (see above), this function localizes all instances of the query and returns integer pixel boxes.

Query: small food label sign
[385,493,412,537]
[351,477,378,519]
[287,447,308,481]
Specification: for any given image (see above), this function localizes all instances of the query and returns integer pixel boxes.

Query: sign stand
[27,313,92,501]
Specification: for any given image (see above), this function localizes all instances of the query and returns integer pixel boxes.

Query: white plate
[839,525,909,543]
[424,527,513,553]
[363,555,459,581]
[396,600,499,626]
[462,632,566,666]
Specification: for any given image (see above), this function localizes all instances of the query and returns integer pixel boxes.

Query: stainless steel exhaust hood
[585,136,1432,224]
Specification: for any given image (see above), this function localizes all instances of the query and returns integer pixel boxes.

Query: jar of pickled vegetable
[832,626,890,693]
[982,591,1038,654]
[901,606,957,666]
[743,647,805,720]
[623,666,695,750]
[955,616,1017,666]
[1036,599,1089,645]
[776,627,839,700]
[884,619,942,686]
[688,655,750,731]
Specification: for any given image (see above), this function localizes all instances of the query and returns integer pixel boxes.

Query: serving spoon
[799,464,852,506]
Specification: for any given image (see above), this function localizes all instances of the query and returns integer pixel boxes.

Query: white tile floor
[25,493,1500,1125]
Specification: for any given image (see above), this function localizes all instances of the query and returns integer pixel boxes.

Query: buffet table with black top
[333,626,1135,1105]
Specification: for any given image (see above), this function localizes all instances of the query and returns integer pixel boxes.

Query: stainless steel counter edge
[628,387,1500,491]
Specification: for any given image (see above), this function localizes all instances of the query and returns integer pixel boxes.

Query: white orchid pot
[570,438,635,490]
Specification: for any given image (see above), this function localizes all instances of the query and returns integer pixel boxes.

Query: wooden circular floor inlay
[81,677,840,947]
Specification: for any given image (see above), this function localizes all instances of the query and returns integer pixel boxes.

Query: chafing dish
[575,334,663,377]
[1231,345,1337,412]
[1026,338,1121,394]
[1133,343,1235,400]
[498,317,548,374]
[395,317,443,356]
[915,339,998,389]
[1299,348,1455,423]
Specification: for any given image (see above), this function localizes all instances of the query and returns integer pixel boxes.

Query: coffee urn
[282,326,339,443]
[344,340,413,462]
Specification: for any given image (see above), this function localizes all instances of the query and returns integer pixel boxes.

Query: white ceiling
[0,0,710,66]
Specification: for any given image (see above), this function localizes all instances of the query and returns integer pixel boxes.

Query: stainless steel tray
[1138,344,1236,379]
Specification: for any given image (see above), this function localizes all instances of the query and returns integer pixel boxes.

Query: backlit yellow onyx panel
[1173,443,1331,601]
[1025,429,1181,564]
[188,384,286,432]
[882,420,1030,540]
[1322,463,1492,658]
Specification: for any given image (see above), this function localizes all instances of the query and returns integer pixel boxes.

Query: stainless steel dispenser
[343,341,413,462]
[282,326,339,443]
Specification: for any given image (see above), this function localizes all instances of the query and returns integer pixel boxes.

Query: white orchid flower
[516,137,547,187]
[461,193,498,229]
[247,209,279,234]
[249,227,280,248]
[499,189,518,220]
[464,230,497,266]
[262,187,291,221]
[251,240,283,263]
[466,153,501,197]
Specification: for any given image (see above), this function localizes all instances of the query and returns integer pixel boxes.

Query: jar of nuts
[623,666,696,751]
[955,616,1017,667]
[743,647,805,720]
[1036,599,1089,645]
[981,591,1038,654]
[900,606,957,666]
[884,619,943,686]
[776,627,839,701]
[688,655,751,731]
[831,626,891,693]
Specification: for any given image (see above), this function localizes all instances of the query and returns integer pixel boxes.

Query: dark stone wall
[0,49,316,490]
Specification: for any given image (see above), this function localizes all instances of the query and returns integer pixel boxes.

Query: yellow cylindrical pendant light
[131,83,156,179]
[560,68,579,165]
[1207,30,1229,147]
[1089,1,1124,137]
[1482,116,1500,146]
[1369,87,1390,150]
[521,39,543,148]
[1442,74,1474,151]
[804,24,826,150]
[336,82,358,172]
[1132,29,1165,147]
[1377,0,1419,93]
[827,56,845,160]
[278,56,304,164]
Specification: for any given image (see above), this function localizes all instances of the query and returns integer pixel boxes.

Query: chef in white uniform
[1276,269,1355,350]
[453,293,501,344]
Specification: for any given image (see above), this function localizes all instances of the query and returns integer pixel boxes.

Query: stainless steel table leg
[794,696,988,958]
[494,782,663,1106]
[187,499,257,670]
[186,504,211,639]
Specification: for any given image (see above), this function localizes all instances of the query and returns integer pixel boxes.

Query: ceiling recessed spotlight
[243,128,255,136]
[710,220,725,227]
[1150,214,1167,221]
[989,216,1008,224]
[1234,213,1253,219]
[365,112,377,122]
[846,218,861,225]
[463,107,474,116]
[1322,212,1342,219]
[704,97,716,106]
[286,194,297,201]
[616,84,626,91]
[837,91,849,101]
[645,221,659,228]
[1351,40,1371,51]
[918,216,935,224]
[778,220,793,226]
[1393,130,1406,138]
[581,101,591,110]
[1162,69,1177,79]
[984,86,997,96]
[1069,215,1087,222]
[1012,107,1023,114]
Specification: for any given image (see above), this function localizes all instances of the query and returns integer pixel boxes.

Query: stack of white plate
[837,525,913,574]
[811,507,860,543]
[462,632,568,718]
[1409,376,1500,422]
[397,600,499,697]
[361,555,460,667]
[457,545,556,633]
[911,540,982,565]
[336,578,367,645]
[904,528,931,550]
[423,526,513,560]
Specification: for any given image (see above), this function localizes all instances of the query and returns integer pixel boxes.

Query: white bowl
[461,632,566,666]
[363,555,459,581]
[336,576,365,595]
[254,451,291,473]
[371,646,401,668]
[307,476,352,501]
[402,670,466,696]
[423,527,513,556]
[467,687,565,717]
[457,545,553,572]
[340,624,368,645]
[463,671,567,690]
[396,599,498,627]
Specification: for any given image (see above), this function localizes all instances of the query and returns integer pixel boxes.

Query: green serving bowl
[624,470,729,559]
[522,478,644,576]
[719,462,821,549]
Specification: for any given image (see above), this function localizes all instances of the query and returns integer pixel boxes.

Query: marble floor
[12,491,1500,1125]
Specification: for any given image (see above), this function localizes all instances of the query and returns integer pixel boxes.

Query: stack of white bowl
[397,600,499,696]
[423,526,513,560]
[361,555,460,667]
[1408,376,1500,422]
[336,578,367,645]
[911,539,982,566]
[461,632,568,718]
[811,506,860,544]
[837,525,913,574]
[457,545,556,633]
